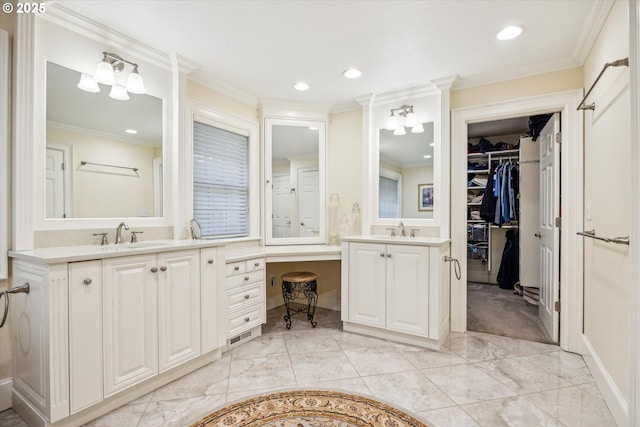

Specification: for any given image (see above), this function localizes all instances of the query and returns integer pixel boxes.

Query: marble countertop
[341,235,451,246]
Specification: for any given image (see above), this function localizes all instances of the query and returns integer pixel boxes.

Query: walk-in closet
[465,114,556,344]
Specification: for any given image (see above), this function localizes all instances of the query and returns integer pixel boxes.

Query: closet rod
[577,229,629,246]
[577,57,629,111]
[80,161,139,173]
[520,159,540,164]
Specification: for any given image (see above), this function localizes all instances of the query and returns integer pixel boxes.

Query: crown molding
[573,0,616,65]
[47,120,161,148]
[330,100,361,114]
[259,99,332,118]
[372,84,439,106]
[189,69,259,108]
[452,57,581,91]
[41,3,171,70]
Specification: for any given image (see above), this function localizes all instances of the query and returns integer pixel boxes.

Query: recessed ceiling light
[343,68,362,79]
[430,142,435,146]
[308,126,318,130]
[423,155,432,159]
[497,26,523,41]
[294,82,310,91]
[125,129,138,134]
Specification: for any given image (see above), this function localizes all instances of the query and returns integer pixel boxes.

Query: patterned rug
[189,389,428,427]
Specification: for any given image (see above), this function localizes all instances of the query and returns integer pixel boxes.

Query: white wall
[582,0,630,417]
[401,165,433,219]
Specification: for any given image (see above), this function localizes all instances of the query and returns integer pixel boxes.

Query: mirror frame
[264,116,327,246]
[360,79,455,239]
[13,11,177,250]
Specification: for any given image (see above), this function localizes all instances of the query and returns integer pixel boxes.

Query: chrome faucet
[115,222,129,244]
[399,221,406,237]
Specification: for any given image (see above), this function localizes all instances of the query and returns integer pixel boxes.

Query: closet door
[538,113,560,341]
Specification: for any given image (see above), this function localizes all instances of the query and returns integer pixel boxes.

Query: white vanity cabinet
[9,242,222,426]
[342,236,451,348]
[224,256,266,343]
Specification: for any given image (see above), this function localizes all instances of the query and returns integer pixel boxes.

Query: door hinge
[555,217,561,228]
[554,300,561,312]
[61,162,65,170]
[555,132,562,144]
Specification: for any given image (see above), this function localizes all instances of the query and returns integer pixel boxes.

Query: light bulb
[393,126,406,136]
[77,74,100,93]
[411,123,424,133]
[126,67,145,94]
[405,112,417,127]
[109,85,129,100]
[94,59,115,85]
[386,115,398,131]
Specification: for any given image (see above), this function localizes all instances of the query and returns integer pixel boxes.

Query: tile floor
[0,306,617,427]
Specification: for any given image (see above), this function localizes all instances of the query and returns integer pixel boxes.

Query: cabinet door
[386,245,429,336]
[69,260,102,413]
[200,247,219,353]
[348,242,386,328]
[103,255,158,397]
[158,250,201,372]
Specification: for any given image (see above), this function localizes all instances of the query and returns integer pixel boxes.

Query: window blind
[379,175,399,218]
[193,121,249,238]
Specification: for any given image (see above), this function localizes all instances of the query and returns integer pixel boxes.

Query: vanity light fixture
[294,82,310,91]
[496,26,523,41]
[386,105,423,135]
[78,51,146,99]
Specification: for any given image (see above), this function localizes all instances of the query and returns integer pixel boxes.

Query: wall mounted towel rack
[80,160,139,173]
[0,282,30,328]
[577,57,629,111]
[577,229,629,246]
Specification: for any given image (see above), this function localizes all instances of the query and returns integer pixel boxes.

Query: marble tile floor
[0,306,617,427]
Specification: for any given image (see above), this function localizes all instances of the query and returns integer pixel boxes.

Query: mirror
[378,122,435,219]
[45,61,163,219]
[265,118,326,245]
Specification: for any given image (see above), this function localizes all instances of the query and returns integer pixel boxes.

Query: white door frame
[45,141,74,219]
[451,89,584,353]
[628,0,640,424]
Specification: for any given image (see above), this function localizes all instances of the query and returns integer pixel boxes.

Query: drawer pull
[208,259,214,264]
[380,253,385,257]
[83,278,92,285]
[244,276,250,281]
[151,267,158,273]
[160,266,167,272]
[244,294,250,299]
[234,266,240,271]
[244,317,250,322]
[254,262,260,267]
[386,254,392,258]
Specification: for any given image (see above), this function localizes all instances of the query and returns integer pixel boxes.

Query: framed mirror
[264,117,326,245]
[378,122,435,220]
[45,61,164,219]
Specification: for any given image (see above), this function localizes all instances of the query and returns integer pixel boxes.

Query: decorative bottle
[328,194,341,245]
[339,212,350,238]
[351,202,361,236]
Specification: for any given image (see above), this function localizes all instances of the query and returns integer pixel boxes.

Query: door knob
[534,233,542,239]
[83,278,92,285]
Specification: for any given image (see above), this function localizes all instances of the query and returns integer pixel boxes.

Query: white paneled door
[272,174,292,238]
[45,147,65,218]
[297,168,319,237]
[538,113,561,341]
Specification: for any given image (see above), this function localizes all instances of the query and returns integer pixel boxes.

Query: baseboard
[582,334,629,427]
[0,378,12,411]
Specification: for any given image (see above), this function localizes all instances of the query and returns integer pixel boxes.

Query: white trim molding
[450,89,584,354]
[0,29,9,278]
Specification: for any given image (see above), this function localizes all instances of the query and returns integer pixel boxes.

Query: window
[379,168,401,218]
[193,120,250,238]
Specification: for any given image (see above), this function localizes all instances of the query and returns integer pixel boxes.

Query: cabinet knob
[160,266,167,272]
[386,254,392,258]
[83,278,92,285]
[244,276,250,281]
[244,294,250,299]
[208,259,214,264]
[151,267,158,273]
[244,317,250,322]
[380,253,385,257]
[254,262,260,267]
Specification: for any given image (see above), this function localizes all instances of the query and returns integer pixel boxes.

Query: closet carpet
[467,282,554,344]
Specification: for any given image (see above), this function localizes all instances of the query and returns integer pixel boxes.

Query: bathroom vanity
[8,240,230,427]
[341,235,451,348]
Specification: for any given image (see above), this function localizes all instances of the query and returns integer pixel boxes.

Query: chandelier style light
[385,105,424,135]
[77,51,146,100]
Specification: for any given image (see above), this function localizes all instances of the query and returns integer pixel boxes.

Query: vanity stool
[281,271,318,329]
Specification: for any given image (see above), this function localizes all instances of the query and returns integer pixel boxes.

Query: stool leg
[304,281,318,328]
[282,281,292,329]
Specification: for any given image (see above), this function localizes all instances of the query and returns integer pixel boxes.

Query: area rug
[188,389,428,427]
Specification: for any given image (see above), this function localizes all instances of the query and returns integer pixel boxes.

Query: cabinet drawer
[246,258,265,272]
[227,283,263,313]
[226,270,263,288]
[228,305,264,337]
[225,257,265,276]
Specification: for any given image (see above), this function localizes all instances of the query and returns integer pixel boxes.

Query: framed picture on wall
[418,183,434,211]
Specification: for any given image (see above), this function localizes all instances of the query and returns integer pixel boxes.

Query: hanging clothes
[497,229,520,289]
[480,160,520,226]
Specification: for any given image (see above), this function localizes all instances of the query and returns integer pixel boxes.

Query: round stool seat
[282,271,318,283]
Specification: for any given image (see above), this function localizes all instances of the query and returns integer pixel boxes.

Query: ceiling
[53,0,606,109]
